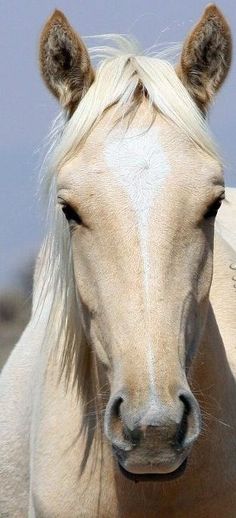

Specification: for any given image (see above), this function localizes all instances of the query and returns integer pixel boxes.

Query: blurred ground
[0,260,34,370]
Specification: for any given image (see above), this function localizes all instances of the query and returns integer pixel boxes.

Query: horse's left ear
[178,5,232,111]
[39,10,94,115]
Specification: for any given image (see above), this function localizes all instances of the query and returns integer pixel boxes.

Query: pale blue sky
[0,0,235,288]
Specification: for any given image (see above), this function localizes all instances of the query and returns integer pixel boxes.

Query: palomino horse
[1,5,236,517]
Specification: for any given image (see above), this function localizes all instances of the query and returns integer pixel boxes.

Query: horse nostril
[111,396,123,419]
[106,394,140,450]
[106,394,133,450]
[175,394,191,449]
[175,391,200,450]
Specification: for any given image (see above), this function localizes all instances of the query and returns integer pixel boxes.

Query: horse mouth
[118,457,188,482]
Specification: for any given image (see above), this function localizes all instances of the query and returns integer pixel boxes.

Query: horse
[1,5,236,517]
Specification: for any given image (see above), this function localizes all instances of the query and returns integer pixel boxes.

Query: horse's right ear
[39,10,94,115]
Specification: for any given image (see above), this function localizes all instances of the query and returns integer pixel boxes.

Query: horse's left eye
[204,196,224,219]
[61,204,82,225]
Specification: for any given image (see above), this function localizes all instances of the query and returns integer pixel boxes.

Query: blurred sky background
[0,0,235,289]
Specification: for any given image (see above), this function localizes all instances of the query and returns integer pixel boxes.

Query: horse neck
[191,231,236,432]
[190,303,236,450]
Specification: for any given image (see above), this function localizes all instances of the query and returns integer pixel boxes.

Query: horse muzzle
[105,387,201,476]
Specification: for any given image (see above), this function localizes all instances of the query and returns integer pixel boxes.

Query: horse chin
[117,457,188,482]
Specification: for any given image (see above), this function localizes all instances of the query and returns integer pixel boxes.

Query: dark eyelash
[61,204,82,225]
[204,196,224,219]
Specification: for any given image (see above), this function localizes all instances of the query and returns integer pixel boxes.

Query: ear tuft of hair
[39,10,94,115]
[178,4,232,111]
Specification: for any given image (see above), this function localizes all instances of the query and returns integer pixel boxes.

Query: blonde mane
[32,36,221,408]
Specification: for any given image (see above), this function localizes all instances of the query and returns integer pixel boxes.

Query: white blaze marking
[105,127,170,396]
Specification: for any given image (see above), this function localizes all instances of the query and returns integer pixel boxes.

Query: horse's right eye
[61,204,83,225]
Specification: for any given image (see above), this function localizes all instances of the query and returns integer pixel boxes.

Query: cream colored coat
[1,4,236,516]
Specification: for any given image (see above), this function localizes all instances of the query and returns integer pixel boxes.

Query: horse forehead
[104,125,170,194]
[76,113,183,185]
[80,111,202,183]
[60,106,220,194]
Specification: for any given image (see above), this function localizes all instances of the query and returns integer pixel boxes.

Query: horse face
[57,105,223,475]
[41,5,231,476]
